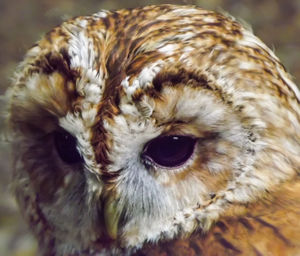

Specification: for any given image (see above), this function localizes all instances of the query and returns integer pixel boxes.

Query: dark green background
[0,1,299,255]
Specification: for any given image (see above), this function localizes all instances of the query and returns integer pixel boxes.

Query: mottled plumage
[5,4,300,256]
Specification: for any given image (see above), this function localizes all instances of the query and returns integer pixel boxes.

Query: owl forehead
[12,4,300,155]
[13,5,300,151]
[30,5,246,104]
[17,4,300,129]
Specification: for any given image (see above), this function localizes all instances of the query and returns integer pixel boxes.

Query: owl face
[6,4,300,255]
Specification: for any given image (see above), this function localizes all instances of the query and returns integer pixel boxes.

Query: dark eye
[142,135,197,168]
[53,130,83,164]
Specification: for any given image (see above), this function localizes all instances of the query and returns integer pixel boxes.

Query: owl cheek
[12,139,62,205]
[153,146,234,195]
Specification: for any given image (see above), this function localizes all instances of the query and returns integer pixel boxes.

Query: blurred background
[0,0,299,255]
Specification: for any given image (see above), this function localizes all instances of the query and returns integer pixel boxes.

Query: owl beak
[103,197,120,240]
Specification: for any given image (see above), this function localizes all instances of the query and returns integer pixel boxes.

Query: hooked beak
[103,196,121,240]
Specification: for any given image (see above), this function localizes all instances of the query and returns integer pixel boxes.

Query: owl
[4,4,300,256]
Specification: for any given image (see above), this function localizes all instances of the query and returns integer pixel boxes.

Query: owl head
[5,4,300,255]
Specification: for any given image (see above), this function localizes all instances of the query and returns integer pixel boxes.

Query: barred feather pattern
[5,4,300,256]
